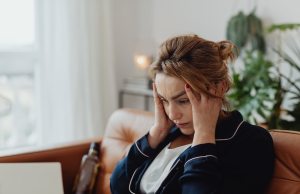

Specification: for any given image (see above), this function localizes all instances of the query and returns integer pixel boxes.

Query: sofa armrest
[0,137,102,194]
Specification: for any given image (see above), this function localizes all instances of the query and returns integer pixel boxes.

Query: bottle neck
[88,149,98,156]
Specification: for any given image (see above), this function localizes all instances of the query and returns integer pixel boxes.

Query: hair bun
[217,41,235,62]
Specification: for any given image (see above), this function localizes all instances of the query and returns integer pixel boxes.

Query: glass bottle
[72,142,100,194]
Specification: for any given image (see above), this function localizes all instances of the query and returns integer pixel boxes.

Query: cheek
[162,103,192,119]
[186,105,193,119]
[179,104,193,119]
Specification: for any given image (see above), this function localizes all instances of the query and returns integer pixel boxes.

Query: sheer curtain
[35,0,117,145]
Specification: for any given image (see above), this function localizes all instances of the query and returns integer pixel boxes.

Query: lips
[176,123,189,128]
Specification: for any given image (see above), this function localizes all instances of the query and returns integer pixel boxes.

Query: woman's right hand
[148,83,173,149]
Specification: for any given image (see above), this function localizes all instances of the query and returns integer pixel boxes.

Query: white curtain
[35,0,117,145]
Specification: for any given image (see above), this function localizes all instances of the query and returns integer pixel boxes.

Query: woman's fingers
[153,83,164,103]
[185,84,199,107]
[152,83,171,125]
[185,83,222,115]
[153,83,164,109]
[152,83,159,102]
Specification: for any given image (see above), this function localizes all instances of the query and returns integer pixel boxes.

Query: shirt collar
[215,110,244,141]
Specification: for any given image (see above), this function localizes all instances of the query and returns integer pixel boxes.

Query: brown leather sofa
[0,108,300,194]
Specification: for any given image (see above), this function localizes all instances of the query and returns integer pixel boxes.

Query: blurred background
[0,0,299,152]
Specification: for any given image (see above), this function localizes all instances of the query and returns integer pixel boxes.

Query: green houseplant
[226,10,281,128]
[226,9,266,53]
[268,24,300,131]
[228,51,280,125]
[226,8,300,131]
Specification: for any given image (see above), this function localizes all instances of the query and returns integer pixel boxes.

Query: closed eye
[177,99,189,104]
[160,98,168,103]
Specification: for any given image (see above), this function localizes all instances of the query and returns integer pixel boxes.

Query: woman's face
[155,73,194,135]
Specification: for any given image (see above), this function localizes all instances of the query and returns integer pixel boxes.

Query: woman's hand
[148,83,173,149]
[185,84,222,146]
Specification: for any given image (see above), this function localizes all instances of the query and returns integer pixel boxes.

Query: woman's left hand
[185,84,222,146]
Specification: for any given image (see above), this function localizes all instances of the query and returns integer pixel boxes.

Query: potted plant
[268,24,300,131]
[226,10,281,128]
[226,8,300,131]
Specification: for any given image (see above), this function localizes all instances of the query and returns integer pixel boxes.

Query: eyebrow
[158,90,186,101]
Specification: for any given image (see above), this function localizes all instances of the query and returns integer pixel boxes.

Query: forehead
[155,73,186,98]
[155,73,183,84]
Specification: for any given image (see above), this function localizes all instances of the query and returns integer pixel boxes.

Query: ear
[216,80,228,96]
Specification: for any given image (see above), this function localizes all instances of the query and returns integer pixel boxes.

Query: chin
[179,128,194,136]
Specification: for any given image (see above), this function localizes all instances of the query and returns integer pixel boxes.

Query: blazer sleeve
[110,133,157,194]
[219,127,275,194]
[179,143,221,194]
[178,126,274,194]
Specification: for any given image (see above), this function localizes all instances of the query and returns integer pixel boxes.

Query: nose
[167,103,182,122]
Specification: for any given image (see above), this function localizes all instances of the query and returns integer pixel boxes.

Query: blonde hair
[149,34,236,109]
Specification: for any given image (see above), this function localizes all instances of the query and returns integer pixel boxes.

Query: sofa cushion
[96,109,154,194]
[266,130,300,193]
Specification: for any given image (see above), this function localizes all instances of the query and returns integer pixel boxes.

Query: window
[0,0,37,150]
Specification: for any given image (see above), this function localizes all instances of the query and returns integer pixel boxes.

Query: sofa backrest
[96,109,154,194]
[97,108,300,194]
[266,130,300,193]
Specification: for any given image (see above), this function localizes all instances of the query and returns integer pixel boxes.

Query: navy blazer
[110,111,275,194]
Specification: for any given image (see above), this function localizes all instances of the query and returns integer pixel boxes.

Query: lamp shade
[134,54,152,70]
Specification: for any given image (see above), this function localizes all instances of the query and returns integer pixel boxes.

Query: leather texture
[266,130,300,194]
[1,108,299,194]
[96,109,154,194]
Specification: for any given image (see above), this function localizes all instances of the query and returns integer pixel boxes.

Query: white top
[140,143,191,194]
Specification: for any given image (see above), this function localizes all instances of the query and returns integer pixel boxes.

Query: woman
[110,34,274,194]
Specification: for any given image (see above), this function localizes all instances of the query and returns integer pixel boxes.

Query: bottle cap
[89,142,100,154]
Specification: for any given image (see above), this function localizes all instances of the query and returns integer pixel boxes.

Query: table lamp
[133,54,153,89]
